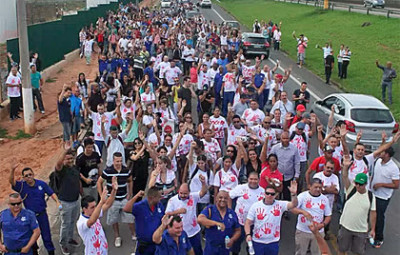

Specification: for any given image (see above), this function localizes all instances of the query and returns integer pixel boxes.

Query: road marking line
[210,5,322,101]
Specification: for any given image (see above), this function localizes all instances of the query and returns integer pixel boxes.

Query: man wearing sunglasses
[244,181,303,255]
[9,163,61,255]
[338,157,377,255]
[0,193,41,255]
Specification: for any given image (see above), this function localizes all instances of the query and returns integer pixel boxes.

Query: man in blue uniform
[153,215,194,255]
[197,191,241,255]
[9,163,61,255]
[123,187,164,255]
[0,193,41,255]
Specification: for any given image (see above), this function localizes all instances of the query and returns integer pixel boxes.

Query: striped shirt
[102,166,131,200]
[342,50,351,62]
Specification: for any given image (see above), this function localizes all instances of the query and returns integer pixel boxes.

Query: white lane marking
[210,5,322,101]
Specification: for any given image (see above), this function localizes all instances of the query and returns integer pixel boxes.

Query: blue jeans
[61,122,71,141]
[258,89,269,110]
[222,91,235,116]
[189,232,203,255]
[375,197,390,241]
[253,241,279,255]
[382,81,392,104]
[95,140,104,155]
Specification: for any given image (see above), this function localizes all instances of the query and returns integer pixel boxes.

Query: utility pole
[16,0,36,135]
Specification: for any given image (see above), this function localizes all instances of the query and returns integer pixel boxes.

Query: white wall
[0,0,18,42]
[86,0,118,8]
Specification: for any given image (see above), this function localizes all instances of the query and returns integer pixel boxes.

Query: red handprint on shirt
[238,205,245,215]
[305,198,313,209]
[93,238,100,249]
[271,204,282,217]
[262,222,273,234]
[256,208,266,220]
[254,228,262,239]
[318,200,326,210]
[300,216,306,223]
[230,176,236,182]
[243,193,249,200]
[187,197,194,206]
[191,218,197,227]
[257,194,264,201]
[274,230,280,238]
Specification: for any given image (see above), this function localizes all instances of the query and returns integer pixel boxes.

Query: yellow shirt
[172,85,180,103]
[339,184,376,232]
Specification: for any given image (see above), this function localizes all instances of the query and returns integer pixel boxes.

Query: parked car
[311,93,398,152]
[161,0,172,8]
[200,0,212,8]
[222,20,240,30]
[240,32,270,59]
[364,0,385,8]
[185,10,200,19]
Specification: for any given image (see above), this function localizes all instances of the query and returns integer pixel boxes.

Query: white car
[200,0,212,8]
[161,0,172,8]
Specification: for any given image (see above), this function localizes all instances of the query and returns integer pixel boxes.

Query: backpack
[49,171,61,195]
[343,186,373,209]
[290,131,307,143]
[106,135,124,148]
[349,151,371,175]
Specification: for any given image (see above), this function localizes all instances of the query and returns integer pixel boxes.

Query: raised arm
[372,131,400,158]
[287,180,298,210]
[341,155,352,190]
[260,135,270,163]
[9,160,19,187]
[123,190,145,213]
[153,215,173,244]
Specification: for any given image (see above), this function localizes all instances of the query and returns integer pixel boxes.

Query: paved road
[43,3,400,255]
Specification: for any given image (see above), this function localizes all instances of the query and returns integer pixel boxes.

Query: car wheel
[364,3,367,7]
[382,5,385,8]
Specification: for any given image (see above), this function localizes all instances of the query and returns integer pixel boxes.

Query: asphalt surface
[43,3,400,255]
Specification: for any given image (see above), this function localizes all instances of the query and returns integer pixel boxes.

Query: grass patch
[0,128,32,140]
[217,0,400,118]
[45,77,57,83]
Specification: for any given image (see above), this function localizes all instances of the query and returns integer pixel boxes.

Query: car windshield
[351,109,393,123]
[246,37,267,44]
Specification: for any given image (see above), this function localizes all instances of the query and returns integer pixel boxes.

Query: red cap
[296,104,306,112]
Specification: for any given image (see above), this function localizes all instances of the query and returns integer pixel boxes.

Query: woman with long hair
[76,72,90,98]
[197,112,215,139]
[259,153,283,192]
[243,148,262,178]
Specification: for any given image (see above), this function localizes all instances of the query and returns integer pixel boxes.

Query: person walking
[58,85,73,146]
[55,145,81,255]
[370,146,399,248]
[324,50,334,85]
[376,59,397,105]
[0,193,41,255]
[9,163,60,255]
[30,64,45,114]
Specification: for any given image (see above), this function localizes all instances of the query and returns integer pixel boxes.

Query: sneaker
[68,239,80,247]
[115,237,122,247]
[15,115,22,119]
[41,110,45,114]
[373,240,383,248]
[61,246,70,255]
[132,235,137,241]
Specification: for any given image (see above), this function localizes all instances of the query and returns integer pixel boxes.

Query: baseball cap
[323,144,334,152]
[110,125,118,131]
[275,74,283,79]
[296,104,306,112]
[296,122,305,130]
[354,173,368,185]
[302,112,311,119]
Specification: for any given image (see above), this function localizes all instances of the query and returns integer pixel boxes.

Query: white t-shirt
[197,70,211,90]
[91,112,115,141]
[164,66,182,85]
[207,68,219,86]
[166,192,201,237]
[84,39,94,55]
[348,154,374,182]
[242,108,265,127]
[270,100,294,117]
[223,72,237,92]
[296,191,332,233]
[201,138,221,164]
[183,47,195,62]
[289,123,310,136]
[220,35,228,46]
[77,211,108,255]
[229,184,265,225]
[6,74,21,97]
[290,133,309,162]
[242,65,256,83]
[120,103,136,121]
[213,165,239,192]
[247,200,289,244]
[227,125,247,146]
[142,115,154,136]
[370,158,400,200]
[141,92,155,105]
[105,132,127,167]
[158,61,170,78]
[174,133,194,156]
[313,172,339,209]
[188,164,214,203]
[209,116,228,139]
[250,125,277,155]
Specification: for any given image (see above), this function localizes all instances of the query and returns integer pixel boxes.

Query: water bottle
[369,236,375,246]
[248,240,255,255]
[225,236,230,249]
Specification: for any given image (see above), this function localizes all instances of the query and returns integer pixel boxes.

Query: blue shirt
[30,72,41,89]
[254,73,265,88]
[98,59,107,74]
[132,199,164,243]
[0,209,38,251]
[70,95,82,117]
[144,66,156,84]
[214,72,225,94]
[155,230,192,255]
[12,180,54,213]
[217,58,229,69]
[200,205,240,246]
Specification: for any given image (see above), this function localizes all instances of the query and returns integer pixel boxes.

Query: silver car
[311,93,398,152]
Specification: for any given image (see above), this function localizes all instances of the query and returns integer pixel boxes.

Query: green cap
[110,125,118,131]
[354,173,368,185]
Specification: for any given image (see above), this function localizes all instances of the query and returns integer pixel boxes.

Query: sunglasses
[264,122,271,124]
[24,174,33,178]
[10,202,22,206]
[265,192,276,196]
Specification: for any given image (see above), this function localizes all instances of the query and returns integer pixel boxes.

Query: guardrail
[274,0,400,18]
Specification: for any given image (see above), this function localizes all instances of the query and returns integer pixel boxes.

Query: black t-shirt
[102,165,131,200]
[88,91,104,112]
[129,150,150,180]
[56,165,80,202]
[178,87,192,113]
[200,89,215,114]
[325,55,335,67]
[293,89,310,108]
[76,152,101,188]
